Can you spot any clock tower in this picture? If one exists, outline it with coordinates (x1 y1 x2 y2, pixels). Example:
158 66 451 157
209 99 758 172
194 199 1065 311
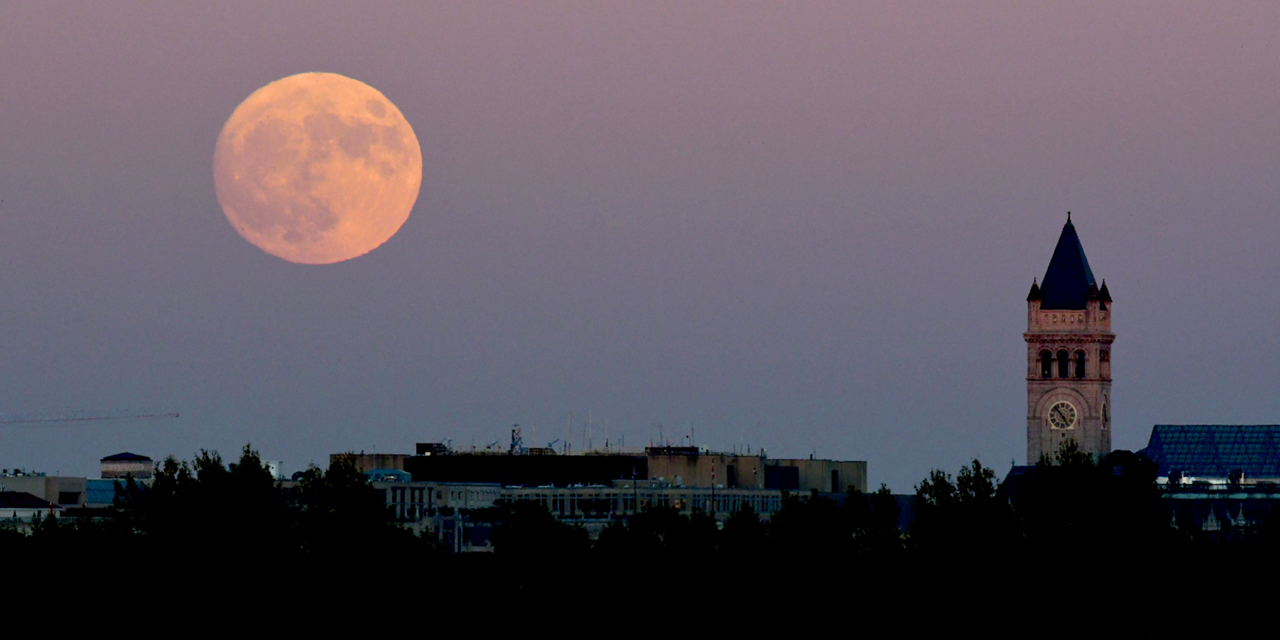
1025 214 1113 463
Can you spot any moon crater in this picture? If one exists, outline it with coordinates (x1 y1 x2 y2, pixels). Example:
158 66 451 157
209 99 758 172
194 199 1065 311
214 73 422 264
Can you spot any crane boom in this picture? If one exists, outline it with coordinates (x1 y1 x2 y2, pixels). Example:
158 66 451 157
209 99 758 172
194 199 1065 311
0 408 179 425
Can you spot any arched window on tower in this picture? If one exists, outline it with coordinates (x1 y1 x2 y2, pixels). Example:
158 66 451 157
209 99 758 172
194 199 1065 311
1056 350 1069 378
1040 351 1053 379
1074 351 1086 379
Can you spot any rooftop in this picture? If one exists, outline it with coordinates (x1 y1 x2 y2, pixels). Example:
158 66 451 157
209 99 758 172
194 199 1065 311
1038 214 1098 310
101 452 152 463
0 491 58 510
1140 425 1280 479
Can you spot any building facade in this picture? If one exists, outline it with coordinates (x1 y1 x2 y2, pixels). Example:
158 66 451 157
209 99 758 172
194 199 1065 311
343 446 867 495
365 476 789 552
1138 425 1280 539
343 443 867 552
0 473 89 508
100 452 154 480
1025 214 1114 462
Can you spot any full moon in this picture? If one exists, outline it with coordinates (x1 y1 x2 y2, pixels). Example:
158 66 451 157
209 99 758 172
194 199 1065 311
213 73 422 264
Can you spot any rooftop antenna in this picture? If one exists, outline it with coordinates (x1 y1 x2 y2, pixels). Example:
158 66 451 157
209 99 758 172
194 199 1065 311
510 424 523 455
567 411 573 455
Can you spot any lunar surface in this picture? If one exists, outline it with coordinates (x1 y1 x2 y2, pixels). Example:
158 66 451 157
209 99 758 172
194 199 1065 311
213 73 422 264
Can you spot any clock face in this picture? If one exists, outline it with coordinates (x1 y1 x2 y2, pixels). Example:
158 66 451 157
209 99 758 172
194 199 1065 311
1048 401 1077 429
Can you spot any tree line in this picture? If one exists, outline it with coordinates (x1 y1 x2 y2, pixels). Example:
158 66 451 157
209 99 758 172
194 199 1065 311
6 441 1280 578
486 441 1280 571
1 446 436 570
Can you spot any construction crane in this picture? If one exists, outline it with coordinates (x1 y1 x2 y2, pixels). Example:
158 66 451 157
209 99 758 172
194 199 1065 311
0 408 179 426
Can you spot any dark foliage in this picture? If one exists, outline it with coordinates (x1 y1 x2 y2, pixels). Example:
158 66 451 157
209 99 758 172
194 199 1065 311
12 440 1280 590
593 504 718 560
1 445 435 571
847 484 904 558
910 459 1018 563
719 502 768 557
1012 441 1172 560
769 491 853 558
487 500 590 559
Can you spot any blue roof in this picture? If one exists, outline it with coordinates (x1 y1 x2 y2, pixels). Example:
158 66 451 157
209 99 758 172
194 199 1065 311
87 478 118 505
1039 217 1097 310
1140 425 1280 478
365 468 411 482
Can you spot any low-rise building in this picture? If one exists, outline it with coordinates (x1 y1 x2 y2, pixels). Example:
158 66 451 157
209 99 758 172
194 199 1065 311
338 440 867 551
1140 424 1280 538
343 444 868 496
0 491 60 529
0 472 89 508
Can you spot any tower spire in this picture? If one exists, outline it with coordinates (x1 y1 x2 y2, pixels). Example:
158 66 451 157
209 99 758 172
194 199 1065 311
1039 217 1095 309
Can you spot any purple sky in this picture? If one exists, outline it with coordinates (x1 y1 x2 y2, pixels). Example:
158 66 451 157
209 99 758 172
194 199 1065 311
1 3 1278 491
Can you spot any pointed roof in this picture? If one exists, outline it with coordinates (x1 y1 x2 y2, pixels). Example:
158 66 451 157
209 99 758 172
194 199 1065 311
1039 214 1096 310
0 491 58 510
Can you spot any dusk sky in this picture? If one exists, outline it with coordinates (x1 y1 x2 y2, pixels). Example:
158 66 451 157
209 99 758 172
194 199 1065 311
2 3 1278 492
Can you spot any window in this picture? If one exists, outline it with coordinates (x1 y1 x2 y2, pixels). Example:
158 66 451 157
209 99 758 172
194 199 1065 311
1040 351 1053 378
1074 351 1086 379
1056 350 1069 378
